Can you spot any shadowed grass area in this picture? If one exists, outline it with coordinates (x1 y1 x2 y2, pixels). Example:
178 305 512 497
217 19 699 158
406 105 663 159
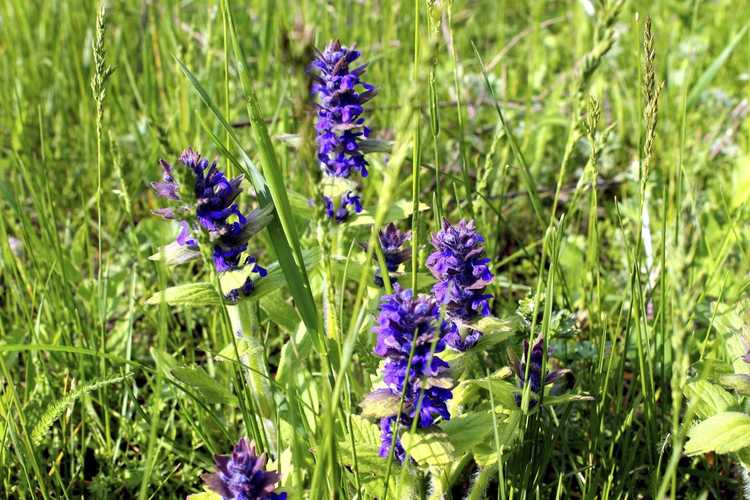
1 0 749 498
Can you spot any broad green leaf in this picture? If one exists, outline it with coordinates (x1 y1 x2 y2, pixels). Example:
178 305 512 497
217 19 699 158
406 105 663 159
401 430 456 467
684 380 736 419
472 410 521 467
360 389 402 418
719 374 750 396
148 241 200 266
685 412 750 456
146 283 219 306
439 410 494 455
336 416 416 499
216 337 264 363
466 316 515 352
259 292 300 333
171 366 236 405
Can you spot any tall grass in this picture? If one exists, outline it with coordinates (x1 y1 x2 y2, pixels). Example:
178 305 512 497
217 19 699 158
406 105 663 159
1 0 749 498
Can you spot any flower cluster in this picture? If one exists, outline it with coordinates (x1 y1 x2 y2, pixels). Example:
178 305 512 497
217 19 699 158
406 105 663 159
369 286 452 462
374 223 411 286
311 40 376 222
512 335 573 408
426 219 494 350
202 438 286 500
153 148 270 301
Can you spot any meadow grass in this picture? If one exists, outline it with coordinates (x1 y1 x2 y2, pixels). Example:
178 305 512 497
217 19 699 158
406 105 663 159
1 0 750 498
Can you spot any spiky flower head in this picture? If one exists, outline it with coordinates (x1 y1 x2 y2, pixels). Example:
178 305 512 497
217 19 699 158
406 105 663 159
367 286 452 462
512 335 573 408
311 40 376 222
152 148 272 301
426 219 494 350
202 438 286 500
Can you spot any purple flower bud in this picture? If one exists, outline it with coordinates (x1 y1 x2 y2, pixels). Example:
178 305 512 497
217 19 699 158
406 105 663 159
512 335 574 408
202 438 286 500
374 224 411 287
426 219 494 350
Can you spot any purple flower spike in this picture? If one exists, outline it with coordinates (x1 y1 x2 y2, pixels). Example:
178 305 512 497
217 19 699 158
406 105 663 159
426 219 494 351
202 438 287 500
367 285 452 462
312 40 376 222
153 148 273 297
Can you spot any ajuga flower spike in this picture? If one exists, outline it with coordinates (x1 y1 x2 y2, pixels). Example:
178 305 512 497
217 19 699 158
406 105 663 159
311 40 376 222
426 219 494 350
364 286 453 462
152 148 273 301
202 438 287 500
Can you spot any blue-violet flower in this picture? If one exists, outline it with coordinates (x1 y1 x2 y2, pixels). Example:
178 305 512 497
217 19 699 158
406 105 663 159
311 40 376 222
426 219 494 351
153 148 270 301
369 286 452 462
202 438 286 500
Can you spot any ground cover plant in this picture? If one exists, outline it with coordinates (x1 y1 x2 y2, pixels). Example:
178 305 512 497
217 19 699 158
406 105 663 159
1 0 750 498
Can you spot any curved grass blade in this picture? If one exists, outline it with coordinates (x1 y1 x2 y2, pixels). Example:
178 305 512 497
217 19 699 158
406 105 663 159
175 58 318 333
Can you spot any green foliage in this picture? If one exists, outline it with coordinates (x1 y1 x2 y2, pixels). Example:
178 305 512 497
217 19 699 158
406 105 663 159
2 0 750 497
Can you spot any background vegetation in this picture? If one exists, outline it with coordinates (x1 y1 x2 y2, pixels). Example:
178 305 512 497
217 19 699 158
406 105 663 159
1 0 749 498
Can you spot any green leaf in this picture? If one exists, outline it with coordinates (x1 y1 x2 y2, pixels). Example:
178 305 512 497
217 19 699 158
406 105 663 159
31 374 130 446
719 374 750 396
215 337 264 363
400 430 456 467
466 316 515 351
221 9 318 333
336 415 417 499
147 249 321 308
542 393 594 406
472 410 521 467
146 283 219 306
171 366 236 405
148 241 200 266
685 412 750 456
684 380 736 419
360 389 402 418
439 411 494 455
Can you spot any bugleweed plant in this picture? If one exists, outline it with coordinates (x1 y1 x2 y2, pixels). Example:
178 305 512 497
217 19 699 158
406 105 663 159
2 1 750 499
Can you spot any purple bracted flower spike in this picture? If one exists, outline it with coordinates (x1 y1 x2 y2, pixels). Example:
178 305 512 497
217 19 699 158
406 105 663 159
153 148 270 301
367 285 452 462
426 219 494 351
312 40 376 222
202 438 287 500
